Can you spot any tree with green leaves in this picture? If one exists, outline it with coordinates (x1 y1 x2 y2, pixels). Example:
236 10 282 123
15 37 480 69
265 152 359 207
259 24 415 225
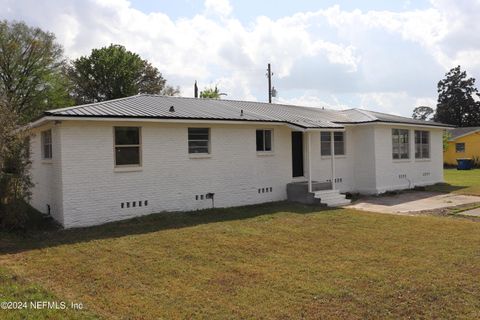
434 66 480 127
0 20 72 123
412 106 434 120
0 100 32 230
68 44 179 104
200 86 223 99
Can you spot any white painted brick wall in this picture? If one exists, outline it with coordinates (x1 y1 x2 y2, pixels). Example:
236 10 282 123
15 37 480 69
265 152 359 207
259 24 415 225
28 120 445 228
373 125 444 193
29 124 64 224
59 121 293 228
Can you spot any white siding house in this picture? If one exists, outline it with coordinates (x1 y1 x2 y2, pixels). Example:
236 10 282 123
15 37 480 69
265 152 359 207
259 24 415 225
27 95 450 228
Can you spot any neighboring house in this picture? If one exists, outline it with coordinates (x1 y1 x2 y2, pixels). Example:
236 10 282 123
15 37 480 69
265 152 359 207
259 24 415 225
27 95 450 228
444 127 480 165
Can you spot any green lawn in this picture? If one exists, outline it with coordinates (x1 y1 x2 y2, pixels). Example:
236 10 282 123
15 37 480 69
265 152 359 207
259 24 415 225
427 168 480 196
1 202 480 319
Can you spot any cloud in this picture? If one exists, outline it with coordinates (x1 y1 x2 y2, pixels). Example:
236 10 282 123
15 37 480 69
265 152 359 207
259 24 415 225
204 0 233 17
1 0 479 116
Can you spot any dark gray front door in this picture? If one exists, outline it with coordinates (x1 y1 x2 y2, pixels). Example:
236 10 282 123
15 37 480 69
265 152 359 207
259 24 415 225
291 132 304 177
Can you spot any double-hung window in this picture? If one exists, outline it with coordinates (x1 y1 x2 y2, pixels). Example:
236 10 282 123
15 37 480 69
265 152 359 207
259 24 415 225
256 129 272 152
114 127 141 166
392 129 409 159
188 128 210 154
320 132 345 156
41 129 52 159
415 130 430 159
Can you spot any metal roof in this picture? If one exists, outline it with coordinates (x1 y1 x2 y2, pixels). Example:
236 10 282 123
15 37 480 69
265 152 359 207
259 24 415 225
449 127 480 140
44 94 451 129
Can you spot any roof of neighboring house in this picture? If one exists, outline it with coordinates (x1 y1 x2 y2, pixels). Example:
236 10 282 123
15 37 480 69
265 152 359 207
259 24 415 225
42 94 452 129
449 127 480 140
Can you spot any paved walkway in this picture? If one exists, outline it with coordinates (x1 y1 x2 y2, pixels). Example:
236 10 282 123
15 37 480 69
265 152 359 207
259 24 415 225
347 191 480 214
459 207 480 217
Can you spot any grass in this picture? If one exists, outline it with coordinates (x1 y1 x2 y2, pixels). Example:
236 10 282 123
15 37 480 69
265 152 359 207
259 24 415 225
1 202 480 319
427 168 480 196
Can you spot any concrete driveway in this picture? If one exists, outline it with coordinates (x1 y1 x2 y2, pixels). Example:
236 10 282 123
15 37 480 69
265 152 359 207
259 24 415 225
347 191 480 214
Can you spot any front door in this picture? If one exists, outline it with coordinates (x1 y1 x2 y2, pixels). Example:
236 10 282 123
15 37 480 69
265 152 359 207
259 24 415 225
291 132 304 177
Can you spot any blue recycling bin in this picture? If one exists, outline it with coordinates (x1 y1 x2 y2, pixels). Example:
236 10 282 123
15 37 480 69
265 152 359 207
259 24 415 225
456 158 473 170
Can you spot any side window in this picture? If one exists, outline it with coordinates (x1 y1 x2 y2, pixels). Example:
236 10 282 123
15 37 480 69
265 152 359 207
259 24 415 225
392 129 409 159
188 128 210 154
41 129 52 159
256 129 272 152
114 127 141 166
415 130 430 159
455 143 465 153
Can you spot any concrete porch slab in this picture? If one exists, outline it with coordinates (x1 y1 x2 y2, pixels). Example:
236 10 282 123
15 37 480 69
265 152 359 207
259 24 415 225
347 191 480 214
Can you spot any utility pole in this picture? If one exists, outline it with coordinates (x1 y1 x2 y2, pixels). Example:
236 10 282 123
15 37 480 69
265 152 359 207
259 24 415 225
266 63 273 103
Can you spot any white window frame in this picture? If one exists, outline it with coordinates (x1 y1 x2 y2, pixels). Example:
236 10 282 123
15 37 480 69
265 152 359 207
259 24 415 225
41 129 52 160
415 130 430 159
114 127 142 167
320 132 345 156
256 129 273 152
392 129 410 160
188 128 210 154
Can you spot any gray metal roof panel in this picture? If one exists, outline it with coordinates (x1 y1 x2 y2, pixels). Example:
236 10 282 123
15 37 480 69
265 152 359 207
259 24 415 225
44 94 450 128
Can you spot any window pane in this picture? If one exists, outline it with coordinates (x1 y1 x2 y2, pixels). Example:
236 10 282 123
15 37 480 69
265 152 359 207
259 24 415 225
189 146 209 153
415 131 421 144
321 142 331 156
334 141 344 155
422 145 429 158
334 132 344 142
115 127 140 145
189 140 209 148
321 132 330 142
415 144 421 158
421 131 429 144
256 130 264 151
115 146 140 165
264 130 272 151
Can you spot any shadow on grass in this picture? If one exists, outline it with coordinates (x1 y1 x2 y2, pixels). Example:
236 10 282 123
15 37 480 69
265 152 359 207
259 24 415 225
425 183 470 194
0 201 335 255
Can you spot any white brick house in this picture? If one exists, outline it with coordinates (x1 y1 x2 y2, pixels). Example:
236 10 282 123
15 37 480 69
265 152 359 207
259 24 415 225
27 95 450 228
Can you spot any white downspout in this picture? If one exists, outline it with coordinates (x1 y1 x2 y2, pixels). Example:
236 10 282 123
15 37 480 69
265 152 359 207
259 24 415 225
307 131 312 193
330 132 336 190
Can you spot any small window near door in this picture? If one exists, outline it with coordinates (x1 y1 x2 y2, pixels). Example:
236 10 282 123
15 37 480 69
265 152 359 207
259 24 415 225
114 127 141 166
456 142 465 153
320 132 345 156
41 129 52 159
188 128 210 154
256 129 272 152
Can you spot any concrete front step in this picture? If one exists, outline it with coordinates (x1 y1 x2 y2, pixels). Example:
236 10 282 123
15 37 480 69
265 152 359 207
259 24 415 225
314 190 351 207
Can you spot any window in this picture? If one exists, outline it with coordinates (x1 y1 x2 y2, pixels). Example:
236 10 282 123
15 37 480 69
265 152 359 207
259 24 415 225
320 132 345 156
256 129 272 152
188 128 210 154
114 127 141 166
415 130 430 159
392 129 409 159
456 143 465 153
41 129 52 159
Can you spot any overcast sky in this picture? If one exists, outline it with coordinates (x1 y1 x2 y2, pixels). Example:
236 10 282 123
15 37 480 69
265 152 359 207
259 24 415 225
2 0 480 116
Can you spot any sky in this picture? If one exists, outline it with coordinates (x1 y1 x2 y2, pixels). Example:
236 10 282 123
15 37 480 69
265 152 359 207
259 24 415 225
2 0 480 116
